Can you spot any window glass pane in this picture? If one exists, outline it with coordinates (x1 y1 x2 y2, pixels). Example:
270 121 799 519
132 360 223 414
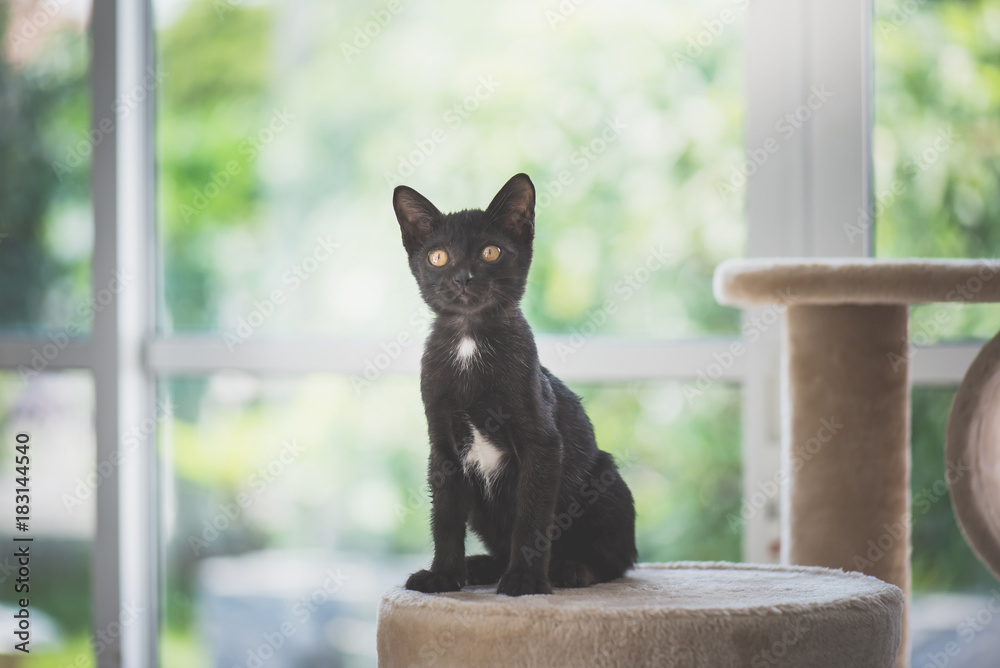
0 371 94 665
908 387 1000 664
874 0 1000 340
583 381 742 563
0 1 92 334
155 0 744 340
159 374 739 666
159 374 426 668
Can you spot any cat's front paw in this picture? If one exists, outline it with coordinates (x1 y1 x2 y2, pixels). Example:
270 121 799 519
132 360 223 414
496 567 552 596
405 569 463 593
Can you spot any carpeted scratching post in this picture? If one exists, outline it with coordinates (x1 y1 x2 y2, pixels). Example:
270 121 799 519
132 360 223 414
784 304 910 613
378 563 902 668
714 257 1000 668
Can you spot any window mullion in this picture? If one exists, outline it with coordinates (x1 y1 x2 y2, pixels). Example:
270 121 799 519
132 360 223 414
91 0 158 666
743 0 873 563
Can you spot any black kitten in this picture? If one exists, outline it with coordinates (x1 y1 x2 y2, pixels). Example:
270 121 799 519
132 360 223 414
394 173 636 596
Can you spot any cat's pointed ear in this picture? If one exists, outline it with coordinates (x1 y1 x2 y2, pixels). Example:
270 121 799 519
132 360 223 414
393 185 442 255
486 173 535 242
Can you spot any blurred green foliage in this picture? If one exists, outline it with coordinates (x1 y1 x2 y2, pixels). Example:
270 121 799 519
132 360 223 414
0 3 90 333
155 0 745 341
875 0 1000 339
875 0 1000 259
910 387 998 592
157 0 273 331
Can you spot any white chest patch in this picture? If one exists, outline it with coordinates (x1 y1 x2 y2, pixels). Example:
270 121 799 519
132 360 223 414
455 337 478 367
463 425 505 494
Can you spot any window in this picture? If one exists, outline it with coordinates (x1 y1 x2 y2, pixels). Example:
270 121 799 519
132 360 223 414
153 0 744 663
1 0 997 665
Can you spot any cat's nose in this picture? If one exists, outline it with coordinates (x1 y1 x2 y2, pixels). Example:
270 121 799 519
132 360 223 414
453 270 473 289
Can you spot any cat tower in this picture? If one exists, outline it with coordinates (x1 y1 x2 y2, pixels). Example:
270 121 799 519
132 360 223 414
376 258 1000 668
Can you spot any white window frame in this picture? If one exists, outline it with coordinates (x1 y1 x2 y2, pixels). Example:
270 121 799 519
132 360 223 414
0 0 986 665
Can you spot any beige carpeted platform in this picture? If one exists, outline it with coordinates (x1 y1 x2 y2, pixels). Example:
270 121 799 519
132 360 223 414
377 562 903 668
713 257 1000 305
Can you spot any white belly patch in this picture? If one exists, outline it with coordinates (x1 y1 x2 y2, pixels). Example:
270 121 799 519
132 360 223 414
463 424 505 494
455 336 478 367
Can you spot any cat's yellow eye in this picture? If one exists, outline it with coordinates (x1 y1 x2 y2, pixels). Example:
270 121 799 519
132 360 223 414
428 249 449 266
481 245 502 262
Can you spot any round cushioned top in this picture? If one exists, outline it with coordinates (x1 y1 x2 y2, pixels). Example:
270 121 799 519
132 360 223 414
947 328 1000 582
377 562 903 668
714 258 1000 307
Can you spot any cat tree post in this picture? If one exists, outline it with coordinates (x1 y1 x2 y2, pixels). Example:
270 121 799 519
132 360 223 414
714 258 1000 668
785 303 911 664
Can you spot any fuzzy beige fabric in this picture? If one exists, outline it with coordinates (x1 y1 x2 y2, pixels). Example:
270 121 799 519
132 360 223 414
785 305 912 668
377 562 903 668
947 328 1000 582
714 258 1000 306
